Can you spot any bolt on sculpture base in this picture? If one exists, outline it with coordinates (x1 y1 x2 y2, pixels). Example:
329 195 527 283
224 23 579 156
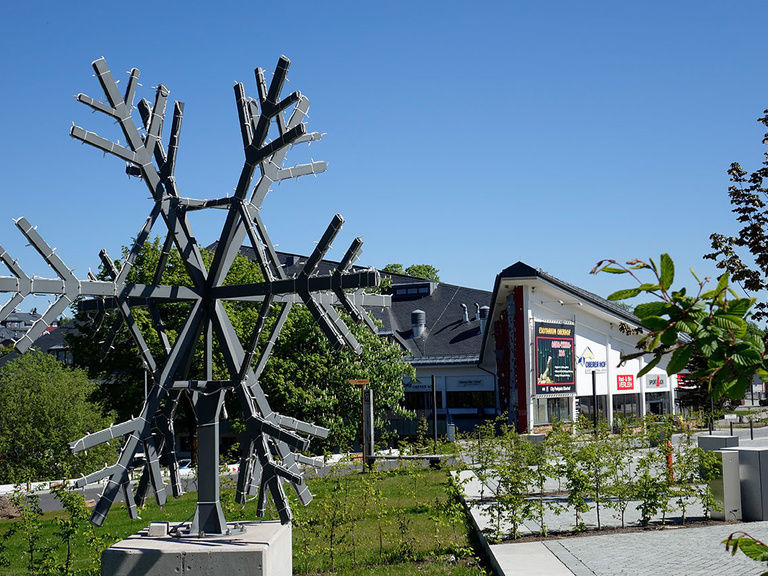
101 521 291 576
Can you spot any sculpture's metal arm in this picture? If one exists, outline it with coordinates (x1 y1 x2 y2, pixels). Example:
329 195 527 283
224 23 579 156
71 58 208 287
334 238 379 333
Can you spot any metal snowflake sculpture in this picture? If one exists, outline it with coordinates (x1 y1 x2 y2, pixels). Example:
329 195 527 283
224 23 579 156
0 56 387 536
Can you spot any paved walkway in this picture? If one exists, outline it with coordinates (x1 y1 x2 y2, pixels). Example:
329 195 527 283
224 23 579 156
537 521 768 576
454 427 768 575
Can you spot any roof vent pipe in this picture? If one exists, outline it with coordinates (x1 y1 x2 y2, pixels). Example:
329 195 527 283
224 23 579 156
460 303 469 323
479 306 490 334
474 302 480 321
412 309 426 339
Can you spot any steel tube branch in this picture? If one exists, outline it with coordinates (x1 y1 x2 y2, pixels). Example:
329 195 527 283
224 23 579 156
211 270 379 300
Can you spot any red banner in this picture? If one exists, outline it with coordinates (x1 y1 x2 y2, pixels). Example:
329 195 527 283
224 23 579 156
617 374 634 391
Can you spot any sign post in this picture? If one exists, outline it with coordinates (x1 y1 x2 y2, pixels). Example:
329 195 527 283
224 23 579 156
349 379 371 468
582 357 606 435
592 371 598 434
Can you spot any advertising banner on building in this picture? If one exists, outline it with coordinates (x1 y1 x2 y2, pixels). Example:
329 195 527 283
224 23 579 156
617 374 634 391
647 374 666 389
535 322 575 394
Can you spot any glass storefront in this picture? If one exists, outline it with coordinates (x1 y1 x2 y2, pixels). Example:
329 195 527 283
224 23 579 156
645 391 670 416
533 396 572 425
612 393 641 419
577 395 608 421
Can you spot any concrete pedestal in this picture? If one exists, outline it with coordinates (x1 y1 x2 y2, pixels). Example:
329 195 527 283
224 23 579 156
697 435 739 451
733 447 768 522
711 450 742 521
101 521 291 576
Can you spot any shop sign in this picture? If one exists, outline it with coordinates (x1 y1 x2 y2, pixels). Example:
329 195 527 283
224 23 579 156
617 374 634 391
647 374 666 389
535 321 575 395
445 376 493 391
676 373 697 390
404 379 432 391
577 346 606 373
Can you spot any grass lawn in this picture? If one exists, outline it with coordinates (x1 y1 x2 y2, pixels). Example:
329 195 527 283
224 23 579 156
0 465 487 576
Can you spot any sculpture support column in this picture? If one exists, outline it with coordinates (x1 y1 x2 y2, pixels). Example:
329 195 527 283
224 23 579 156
191 390 227 535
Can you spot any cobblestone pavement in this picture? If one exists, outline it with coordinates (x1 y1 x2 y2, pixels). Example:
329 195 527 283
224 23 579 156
544 521 768 576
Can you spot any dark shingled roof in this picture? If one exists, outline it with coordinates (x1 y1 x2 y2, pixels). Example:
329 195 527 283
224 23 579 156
370 281 491 365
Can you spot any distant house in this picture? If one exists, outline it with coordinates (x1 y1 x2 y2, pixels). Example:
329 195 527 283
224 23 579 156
0 317 73 368
0 311 43 341
262 252 687 434
370 277 494 433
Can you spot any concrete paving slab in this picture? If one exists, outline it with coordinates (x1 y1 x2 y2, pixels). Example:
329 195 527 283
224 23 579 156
490 542 572 576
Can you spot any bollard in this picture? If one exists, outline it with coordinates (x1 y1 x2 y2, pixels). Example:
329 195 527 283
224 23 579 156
751 420 755 441
731 421 734 436
666 441 674 483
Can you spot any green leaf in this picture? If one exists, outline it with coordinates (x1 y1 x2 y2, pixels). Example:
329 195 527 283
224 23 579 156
600 266 628 274
716 272 730 294
666 345 692 375
640 316 671 331
660 329 678 346
620 350 647 362
637 355 662 378
634 301 668 318
713 314 746 332
726 298 755 318
638 283 662 291
701 339 718 357
726 535 768 561
607 288 641 301
677 320 697 334
732 345 762 367
660 253 674 290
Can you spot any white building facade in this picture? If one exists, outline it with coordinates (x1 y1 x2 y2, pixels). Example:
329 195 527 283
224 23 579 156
479 262 678 432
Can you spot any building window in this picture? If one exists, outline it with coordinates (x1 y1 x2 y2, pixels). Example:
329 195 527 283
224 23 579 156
613 393 641 419
533 397 572 425
54 349 73 366
645 391 669 416
404 391 443 411
577 395 608 421
446 391 493 409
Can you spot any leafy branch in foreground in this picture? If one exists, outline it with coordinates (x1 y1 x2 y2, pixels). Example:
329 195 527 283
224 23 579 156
724 531 768 575
591 253 765 401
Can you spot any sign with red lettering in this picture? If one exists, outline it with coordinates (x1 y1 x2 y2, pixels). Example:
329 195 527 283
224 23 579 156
647 374 666 388
617 374 634 391
534 321 575 395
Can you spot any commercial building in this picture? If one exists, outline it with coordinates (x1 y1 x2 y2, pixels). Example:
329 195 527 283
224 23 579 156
478 262 679 433
240 249 681 433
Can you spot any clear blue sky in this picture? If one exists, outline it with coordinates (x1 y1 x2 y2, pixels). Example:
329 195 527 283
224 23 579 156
1 2 767 313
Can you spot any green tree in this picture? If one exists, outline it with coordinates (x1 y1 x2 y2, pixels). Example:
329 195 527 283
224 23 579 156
381 263 441 282
706 110 768 325
592 254 765 401
405 264 440 282
0 352 114 484
381 264 405 275
258 305 412 451
604 422 636 528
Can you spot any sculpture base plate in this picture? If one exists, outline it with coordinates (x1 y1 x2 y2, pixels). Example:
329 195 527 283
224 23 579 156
101 521 291 576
